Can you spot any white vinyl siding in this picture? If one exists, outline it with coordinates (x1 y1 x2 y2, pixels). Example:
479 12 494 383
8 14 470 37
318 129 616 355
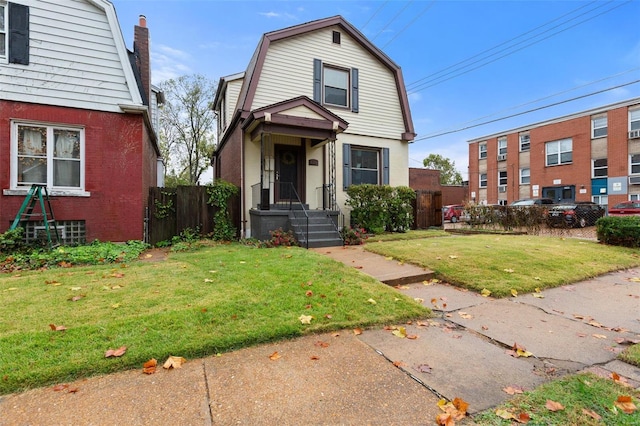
252 26 405 140
225 79 243 122
0 0 142 113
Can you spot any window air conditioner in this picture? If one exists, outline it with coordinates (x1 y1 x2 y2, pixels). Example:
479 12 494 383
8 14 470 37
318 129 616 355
498 185 507 193
497 154 507 161
629 176 640 185
629 130 640 139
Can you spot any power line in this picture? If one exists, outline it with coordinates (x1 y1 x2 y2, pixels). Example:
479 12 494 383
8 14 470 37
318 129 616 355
414 78 640 142
371 0 414 42
408 0 631 93
407 0 600 89
381 1 436 49
360 0 389 31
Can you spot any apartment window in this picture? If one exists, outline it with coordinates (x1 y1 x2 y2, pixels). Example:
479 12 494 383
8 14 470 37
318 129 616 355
591 116 607 138
631 194 640 201
519 133 530 152
0 3 6 58
479 173 487 188
498 171 507 186
342 144 388 189
546 138 572 166
631 154 640 175
592 158 608 177
592 195 608 206
313 59 359 112
630 109 640 131
498 137 507 156
498 199 508 206
479 143 487 159
520 168 530 185
13 122 83 190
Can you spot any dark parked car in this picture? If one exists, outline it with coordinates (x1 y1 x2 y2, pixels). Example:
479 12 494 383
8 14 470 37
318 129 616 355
443 204 465 223
608 201 640 217
546 202 605 228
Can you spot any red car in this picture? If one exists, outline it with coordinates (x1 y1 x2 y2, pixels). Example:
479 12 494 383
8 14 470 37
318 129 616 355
443 205 465 223
608 201 640 216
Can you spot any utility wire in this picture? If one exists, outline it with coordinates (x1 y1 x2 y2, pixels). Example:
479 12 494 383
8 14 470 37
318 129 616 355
371 0 414 41
407 0 600 89
381 0 436 49
360 0 389 31
414 78 640 142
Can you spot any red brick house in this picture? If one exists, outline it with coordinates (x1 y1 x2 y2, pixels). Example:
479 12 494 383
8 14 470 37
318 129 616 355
0 1 162 243
468 97 640 209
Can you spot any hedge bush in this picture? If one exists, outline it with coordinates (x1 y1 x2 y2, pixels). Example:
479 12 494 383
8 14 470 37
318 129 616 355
346 185 415 233
596 216 640 247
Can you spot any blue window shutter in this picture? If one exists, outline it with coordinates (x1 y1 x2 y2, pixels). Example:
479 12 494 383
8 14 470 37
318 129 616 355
8 3 29 65
351 68 359 113
343 143 351 190
382 148 389 185
313 59 322 103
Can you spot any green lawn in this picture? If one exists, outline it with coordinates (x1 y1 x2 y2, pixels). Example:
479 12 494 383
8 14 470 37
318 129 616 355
0 243 428 395
365 234 640 297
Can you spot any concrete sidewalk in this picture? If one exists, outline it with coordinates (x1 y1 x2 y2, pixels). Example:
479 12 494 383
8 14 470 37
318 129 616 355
2 245 640 425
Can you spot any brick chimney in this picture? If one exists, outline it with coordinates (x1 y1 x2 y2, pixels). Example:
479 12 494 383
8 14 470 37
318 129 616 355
133 15 150 105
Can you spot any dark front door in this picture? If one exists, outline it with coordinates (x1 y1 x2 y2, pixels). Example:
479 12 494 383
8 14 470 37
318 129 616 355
275 144 304 203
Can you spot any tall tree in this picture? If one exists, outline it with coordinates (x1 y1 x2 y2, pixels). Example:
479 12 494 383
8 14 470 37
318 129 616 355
158 74 216 186
423 153 463 185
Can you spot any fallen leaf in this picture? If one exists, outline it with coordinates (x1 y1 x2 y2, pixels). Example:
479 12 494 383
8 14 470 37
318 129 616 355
52 384 69 392
49 323 67 331
105 346 127 358
392 327 407 338
414 297 424 304
367 298 377 304
511 289 518 297
142 358 157 374
482 325 489 331
416 364 432 373
503 268 514 273
582 408 601 421
406 334 418 340
592 334 607 339
503 385 524 395
299 314 313 324
111 303 121 309
204 278 214 283
435 412 454 426
481 288 491 297
448 255 458 259
588 320 603 328
627 276 640 282
452 397 469 415
495 409 516 420
45 280 60 285
324 314 332 319
314 341 329 348
305 290 313 297
70 286 82 291
310 355 320 360
269 352 280 360
614 395 637 414
533 293 545 299
353 328 363 335
163 355 187 369
545 400 564 412
70 295 84 302
392 360 406 368
515 412 531 424
67 387 79 393
458 312 472 319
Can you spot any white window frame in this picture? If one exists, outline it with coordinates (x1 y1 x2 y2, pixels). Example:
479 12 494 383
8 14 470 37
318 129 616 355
498 170 507 186
545 138 572 166
11 120 86 193
323 65 349 108
630 193 640 201
592 195 608 206
520 168 530 185
479 173 487 188
498 137 507 156
592 158 608 178
0 2 6 61
479 142 487 159
591 116 607 138
630 108 640 132
630 154 640 175
519 133 530 152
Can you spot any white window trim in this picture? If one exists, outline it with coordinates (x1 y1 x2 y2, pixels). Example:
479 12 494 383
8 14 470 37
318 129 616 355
479 173 487 188
519 133 530 152
592 158 608 178
498 137 507 156
323 64 350 108
10 120 89 196
630 154 640 175
545 138 572 166
479 143 487 159
520 168 530 185
0 2 6 62
498 170 508 186
630 108 640 132
630 193 640 201
591 116 607 139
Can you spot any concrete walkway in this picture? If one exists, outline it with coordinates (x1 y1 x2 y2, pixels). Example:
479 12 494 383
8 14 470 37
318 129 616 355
1 244 640 425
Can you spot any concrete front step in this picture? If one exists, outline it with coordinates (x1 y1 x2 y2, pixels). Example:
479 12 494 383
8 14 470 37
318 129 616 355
289 212 342 248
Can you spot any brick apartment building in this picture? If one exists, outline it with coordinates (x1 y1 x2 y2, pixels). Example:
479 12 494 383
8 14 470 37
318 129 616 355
467 97 640 209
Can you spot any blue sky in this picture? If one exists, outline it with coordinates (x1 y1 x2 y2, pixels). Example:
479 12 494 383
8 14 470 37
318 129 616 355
112 0 640 181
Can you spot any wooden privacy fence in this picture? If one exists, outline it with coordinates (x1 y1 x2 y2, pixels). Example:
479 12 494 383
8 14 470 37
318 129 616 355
147 186 239 245
413 190 443 229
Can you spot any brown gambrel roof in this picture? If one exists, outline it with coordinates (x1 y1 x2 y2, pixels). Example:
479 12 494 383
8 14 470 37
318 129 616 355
235 15 415 140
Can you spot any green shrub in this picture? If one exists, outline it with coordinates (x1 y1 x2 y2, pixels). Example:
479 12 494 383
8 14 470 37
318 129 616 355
596 216 640 247
207 180 239 241
346 185 415 234
0 228 27 255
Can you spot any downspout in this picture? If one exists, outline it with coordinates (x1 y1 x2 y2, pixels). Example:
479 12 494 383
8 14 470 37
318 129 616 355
241 130 246 238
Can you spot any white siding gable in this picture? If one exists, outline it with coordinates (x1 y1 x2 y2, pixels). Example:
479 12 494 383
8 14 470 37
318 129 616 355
225 79 242 123
251 26 405 140
281 105 326 120
0 0 143 113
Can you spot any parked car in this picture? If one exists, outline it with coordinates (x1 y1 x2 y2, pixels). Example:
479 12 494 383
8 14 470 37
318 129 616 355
608 201 640 216
510 198 555 207
443 204 465 223
546 202 605 228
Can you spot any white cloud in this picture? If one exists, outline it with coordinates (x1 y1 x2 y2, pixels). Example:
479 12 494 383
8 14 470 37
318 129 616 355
259 10 297 20
408 92 422 103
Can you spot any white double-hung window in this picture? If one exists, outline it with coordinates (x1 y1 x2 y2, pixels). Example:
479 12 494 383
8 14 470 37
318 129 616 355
323 66 349 107
13 122 84 191
546 138 572 166
0 3 6 59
